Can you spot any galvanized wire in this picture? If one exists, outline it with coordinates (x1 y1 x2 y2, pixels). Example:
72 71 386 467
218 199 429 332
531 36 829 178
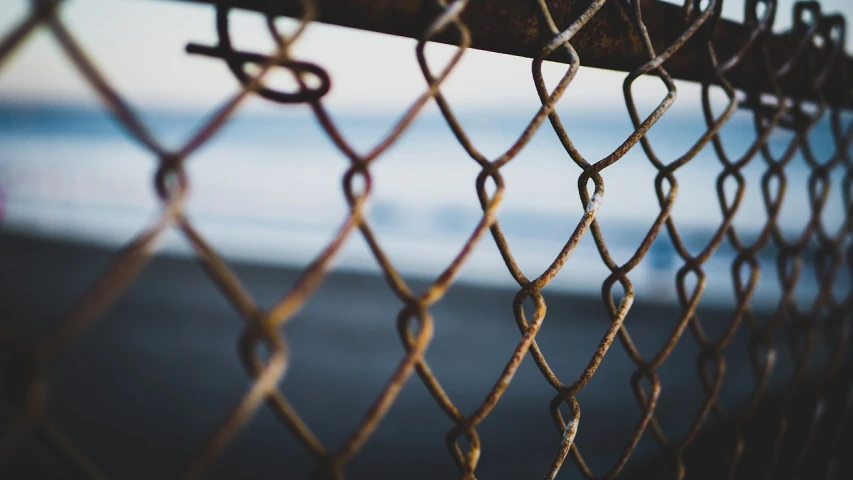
1 0 852 478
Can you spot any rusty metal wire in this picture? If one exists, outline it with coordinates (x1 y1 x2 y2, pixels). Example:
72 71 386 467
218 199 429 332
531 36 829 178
1 0 852 478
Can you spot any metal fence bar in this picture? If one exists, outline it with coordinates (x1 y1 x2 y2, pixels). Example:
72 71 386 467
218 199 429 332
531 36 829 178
173 0 853 107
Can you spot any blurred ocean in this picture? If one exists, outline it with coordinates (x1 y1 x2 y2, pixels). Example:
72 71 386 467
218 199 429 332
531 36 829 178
0 102 845 305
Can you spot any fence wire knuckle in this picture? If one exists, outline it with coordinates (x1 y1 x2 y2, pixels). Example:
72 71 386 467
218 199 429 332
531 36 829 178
2 0 853 478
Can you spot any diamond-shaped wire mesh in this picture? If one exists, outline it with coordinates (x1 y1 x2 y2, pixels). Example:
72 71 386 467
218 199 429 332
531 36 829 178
1 0 852 478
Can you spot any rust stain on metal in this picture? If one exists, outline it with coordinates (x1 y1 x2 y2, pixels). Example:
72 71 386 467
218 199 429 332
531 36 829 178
175 0 853 106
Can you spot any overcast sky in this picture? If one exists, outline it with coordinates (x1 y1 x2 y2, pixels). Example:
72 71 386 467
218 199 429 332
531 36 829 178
0 0 851 113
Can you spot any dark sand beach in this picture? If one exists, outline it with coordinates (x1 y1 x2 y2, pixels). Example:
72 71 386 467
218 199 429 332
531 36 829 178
0 231 786 479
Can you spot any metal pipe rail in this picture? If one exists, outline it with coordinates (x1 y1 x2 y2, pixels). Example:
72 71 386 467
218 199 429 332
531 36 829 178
171 0 853 107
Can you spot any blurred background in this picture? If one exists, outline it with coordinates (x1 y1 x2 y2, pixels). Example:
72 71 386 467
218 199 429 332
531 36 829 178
1 0 852 478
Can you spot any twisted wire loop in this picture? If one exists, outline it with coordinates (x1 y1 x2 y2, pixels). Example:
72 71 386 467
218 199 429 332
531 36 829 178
1 0 853 478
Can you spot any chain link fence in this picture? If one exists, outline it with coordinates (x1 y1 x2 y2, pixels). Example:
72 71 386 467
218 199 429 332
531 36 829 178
1 0 852 478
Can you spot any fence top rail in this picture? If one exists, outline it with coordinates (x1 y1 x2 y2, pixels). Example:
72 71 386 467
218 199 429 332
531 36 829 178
168 0 853 108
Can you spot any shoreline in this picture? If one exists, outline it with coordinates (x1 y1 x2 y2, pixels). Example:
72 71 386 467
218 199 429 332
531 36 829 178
0 230 784 479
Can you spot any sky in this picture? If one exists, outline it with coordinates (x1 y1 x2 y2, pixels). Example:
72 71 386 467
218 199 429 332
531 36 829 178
0 0 851 113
